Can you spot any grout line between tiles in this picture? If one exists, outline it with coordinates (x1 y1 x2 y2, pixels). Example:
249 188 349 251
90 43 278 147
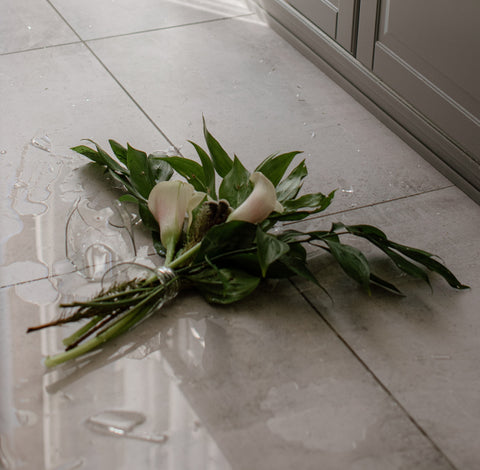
0 274 75 291
41 2 252 154
42 0 174 149
291 280 460 470
84 13 256 44
0 41 82 57
0 13 253 57
290 184 455 225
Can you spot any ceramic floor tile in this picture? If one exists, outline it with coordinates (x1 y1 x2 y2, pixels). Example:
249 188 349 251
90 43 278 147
292 186 480 469
88 16 451 214
50 0 252 40
0 0 78 54
0 44 171 285
2 275 455 470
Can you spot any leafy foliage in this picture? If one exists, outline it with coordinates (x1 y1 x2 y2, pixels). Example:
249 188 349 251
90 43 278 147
34 118 467 367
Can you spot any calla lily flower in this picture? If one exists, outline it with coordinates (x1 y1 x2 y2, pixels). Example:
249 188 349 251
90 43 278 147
148 180 205 264
228 172 283 224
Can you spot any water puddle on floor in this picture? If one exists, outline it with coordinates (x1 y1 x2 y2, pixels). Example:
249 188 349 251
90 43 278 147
30 132 52 153
65 199 136 281
1 134 154 286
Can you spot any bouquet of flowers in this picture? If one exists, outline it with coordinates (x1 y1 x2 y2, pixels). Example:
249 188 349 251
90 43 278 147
28 119 468 367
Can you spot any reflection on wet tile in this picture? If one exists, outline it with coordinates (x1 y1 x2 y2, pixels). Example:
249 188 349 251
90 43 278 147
2 278 233 469
0 44 170 285
50 0 252 40
1 275 455 469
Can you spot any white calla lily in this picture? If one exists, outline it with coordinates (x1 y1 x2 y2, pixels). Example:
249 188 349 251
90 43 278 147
148 180 204 264
228 172 283 224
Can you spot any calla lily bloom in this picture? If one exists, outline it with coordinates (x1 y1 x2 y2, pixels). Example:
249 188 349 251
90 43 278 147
148 180 205 264
228 172 283 224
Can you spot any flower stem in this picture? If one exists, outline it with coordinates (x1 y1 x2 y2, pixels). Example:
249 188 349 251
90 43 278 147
168 242 201 269
62 316 102 347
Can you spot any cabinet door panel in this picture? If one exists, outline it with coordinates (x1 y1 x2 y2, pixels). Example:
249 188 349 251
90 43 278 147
374 0 480 161
336 0 357 53
286 0 338 38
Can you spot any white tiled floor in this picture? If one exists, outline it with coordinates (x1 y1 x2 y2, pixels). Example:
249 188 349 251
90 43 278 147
1 1 479 469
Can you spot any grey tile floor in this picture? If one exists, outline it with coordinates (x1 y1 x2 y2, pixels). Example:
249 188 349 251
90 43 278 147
1 1 479 469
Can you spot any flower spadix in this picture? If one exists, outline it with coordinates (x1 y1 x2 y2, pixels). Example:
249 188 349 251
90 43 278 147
148 180 204 264
228 172 283 224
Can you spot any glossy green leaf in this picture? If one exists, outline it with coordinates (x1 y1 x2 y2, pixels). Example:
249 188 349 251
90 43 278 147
255 151 301 187
380 245 431 286
324 239 371 293
276 243 321 286
369 273 404 296
219 156 251 208
126 144 151 198
109 140 128 165
195 221 257 261
189 140 216 198
146 155 173 184
388 241 469 289
152 231 166 256
275 159 308 202
159 156 207 193
256 227 290 277
342 224 387 240
138 202 159 232
188 266 260 304
106 169 143 203
203 117 233 178
271 190 335 222
118 194 139 204
84 139 125 173
344 224 468 289
71 145 104 165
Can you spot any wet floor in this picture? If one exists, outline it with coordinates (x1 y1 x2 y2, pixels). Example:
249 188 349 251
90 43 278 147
1 1 480 469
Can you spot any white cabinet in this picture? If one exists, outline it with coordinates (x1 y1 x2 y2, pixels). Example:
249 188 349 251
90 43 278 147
255 0 480 201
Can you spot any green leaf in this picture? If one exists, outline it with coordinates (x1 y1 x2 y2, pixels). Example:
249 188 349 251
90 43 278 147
138 203 159 232
388 241 469 289
276 243 322 286
189 140 216 198
203 117 233 178
379 245 432 286
344 224 468 289
195 221 257 261
219 156 251 208
271 190 335 222
126 144 151 198
118 194 139 204
369 273 404 296
283 192 333 211
107 169 145 202
147 155 173 184
256 227 290 277
71 145 104 165
275 159 308 202
84 139 125 173
152 231 165 256
342 224 387 240
109 140 128 165
324 239 371 293
188 265 260 304
159 156 207 193
255 151 302 187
